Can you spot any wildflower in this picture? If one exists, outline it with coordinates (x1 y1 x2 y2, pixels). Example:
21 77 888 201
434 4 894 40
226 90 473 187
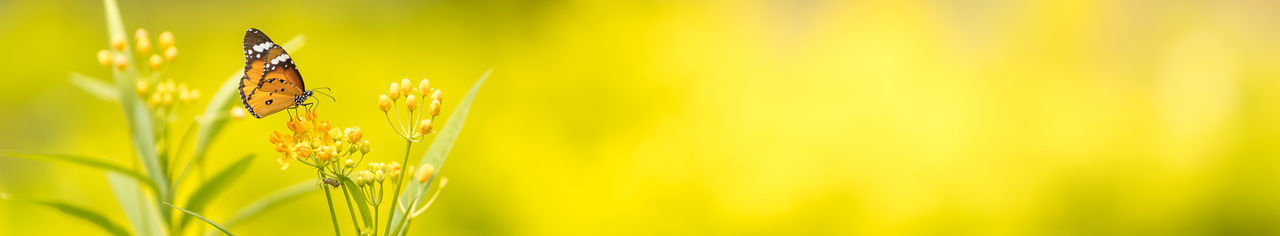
97 50 111 66
428 100 441 116
430 89 443 103
135 36 151 55
359 140 371 154
135 80 150 96
149 54 163 69
418 119 432 134
345 126 363 143
164 47 178 62
415 164 435 183
359 170 375 185
316 145 333 161
375 170 385 182
387 83 401 100
113 53 128 70
345 158 355 168
418 79 431 95
388 162 402 179
111 35 126 51
378 94 392 112
158 31 175 49
405 95 418 111
230 107 246 119
399 78 412 95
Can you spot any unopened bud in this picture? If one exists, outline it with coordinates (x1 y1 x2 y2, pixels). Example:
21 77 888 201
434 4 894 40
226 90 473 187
405 94 418 111
417 79 431 95
415 164 435 183
158 31 175 49
97 50 112 66
378 94 392 112
399 78 412 94
387 83 400 100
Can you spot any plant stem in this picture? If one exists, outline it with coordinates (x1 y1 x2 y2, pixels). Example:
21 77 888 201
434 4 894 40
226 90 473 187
322 186 342 236
382 139 412 235
340 185 363 235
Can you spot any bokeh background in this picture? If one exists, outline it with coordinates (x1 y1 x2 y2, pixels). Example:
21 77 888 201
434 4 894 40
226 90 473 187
4 0 1280 235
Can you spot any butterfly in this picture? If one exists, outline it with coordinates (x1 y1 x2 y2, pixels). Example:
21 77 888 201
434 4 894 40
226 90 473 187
239 28 315 119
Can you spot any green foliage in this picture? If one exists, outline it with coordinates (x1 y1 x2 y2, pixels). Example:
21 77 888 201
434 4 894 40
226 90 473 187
2 194 131 236
166 202 236 236
178 154 254 230
204 181 315 236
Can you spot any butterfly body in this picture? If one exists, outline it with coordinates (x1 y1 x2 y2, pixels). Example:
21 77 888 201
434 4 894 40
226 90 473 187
240 28 311 118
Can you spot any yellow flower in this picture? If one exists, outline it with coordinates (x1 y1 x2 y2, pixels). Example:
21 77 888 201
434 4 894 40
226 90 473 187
359 170 375 185
378 94 392 112
428 100 442 116
97 50 112 66
345 158 355 168
345 126 363 143
113 53 128 70
415 164 435 183
135 28 150 54
417 79 431 95
230 107 247 119
359 140 371 154
149 54 163 70
158 31 175 49
387 83 400 100
164 47 178 62
111 35 126 51
418 119 432 134
135 80 150 96
430 89 443 103
399 78 412 95
405 94 418 111
388 162 402 179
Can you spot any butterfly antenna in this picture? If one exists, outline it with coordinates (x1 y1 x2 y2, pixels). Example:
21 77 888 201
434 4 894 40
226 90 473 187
312 87 332 91
314 90 337 102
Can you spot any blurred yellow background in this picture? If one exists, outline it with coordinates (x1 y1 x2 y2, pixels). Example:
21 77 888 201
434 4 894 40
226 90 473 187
4 0 1280 235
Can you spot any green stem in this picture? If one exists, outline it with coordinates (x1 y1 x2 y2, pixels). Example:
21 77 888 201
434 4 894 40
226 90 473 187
340 185 363 235
383 139 412 235
322 186 342 236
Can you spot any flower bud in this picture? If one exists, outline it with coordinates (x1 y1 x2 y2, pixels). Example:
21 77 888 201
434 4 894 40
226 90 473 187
354 176 367 186
359 140 371 154
418 79 431 95
316 146 333 161
378 94 392 112
405 94 418 111
136 37 151 55
418 119 433 134
415 164 435 183
359 170 375 185
97 50 112 66
387 83 400 100
428 100 442 116
430 89 443 103
164 47 178 62
158 31 175 49
134 28 149 42
344 158 355 168
111 35 126 51
388 162 402 179
149 54 163 70
135 80 150 96
113 53 128 70
399 78 412 94
375 170 385 182
230 107 246 119
345 126 363 143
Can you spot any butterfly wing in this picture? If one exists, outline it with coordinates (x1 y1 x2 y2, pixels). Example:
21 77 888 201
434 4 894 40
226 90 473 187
239 28 308 118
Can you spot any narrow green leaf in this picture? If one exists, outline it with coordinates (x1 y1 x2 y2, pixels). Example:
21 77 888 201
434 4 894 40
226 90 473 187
107 172 166 236
69 72 119 102
165 202 235 236
180 35 306 187
103 0 171 204
388 69 490 235
0 151 158 193
179 154 254 230
203 180 315 236
339 175 375 227
3 194 131 236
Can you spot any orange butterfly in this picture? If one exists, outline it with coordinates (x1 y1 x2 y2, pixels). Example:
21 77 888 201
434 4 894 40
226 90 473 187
239 28 317 118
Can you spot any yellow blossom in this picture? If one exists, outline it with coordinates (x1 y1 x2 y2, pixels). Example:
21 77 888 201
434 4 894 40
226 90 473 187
405 94 418 111
158 31 174 49
418 119 432 134
428 100 441 116
415 164 435 183
399 78 412 95
97 50 112 66
417 79 431 95
345 126 363 143
388 83 401 100
113 53 128 70
164 47 178 62
111 35 126 51
430 89 443 103
149 54 163 70
359 140 371 154
378 94 392 112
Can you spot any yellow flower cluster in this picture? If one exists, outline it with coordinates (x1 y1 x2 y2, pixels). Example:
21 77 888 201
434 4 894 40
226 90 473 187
379 78 445 140
268 111 371 170
96 28 177 71
139 79 200 108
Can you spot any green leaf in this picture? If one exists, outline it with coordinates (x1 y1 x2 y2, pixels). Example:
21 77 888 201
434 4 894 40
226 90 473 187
179 154 254 230
203 180 315 236
69 72 119 103
0 151 158 193
102 0 171 205
339 175 376 228
2 194 131 236
180 35 306 187
387 69 490 236
165 202 235 236
107 172 166 236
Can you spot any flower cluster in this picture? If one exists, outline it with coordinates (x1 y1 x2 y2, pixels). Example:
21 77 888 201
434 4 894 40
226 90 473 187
96 28 177 71
379 78 444 140
268 111 371 170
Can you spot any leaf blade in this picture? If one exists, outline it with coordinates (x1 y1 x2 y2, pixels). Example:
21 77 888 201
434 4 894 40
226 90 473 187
202 180 315 236
1 151 158 192
178 154 254 230
339 175 376 228
165 202 235 236
69 72 120 102
3 194 131 236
